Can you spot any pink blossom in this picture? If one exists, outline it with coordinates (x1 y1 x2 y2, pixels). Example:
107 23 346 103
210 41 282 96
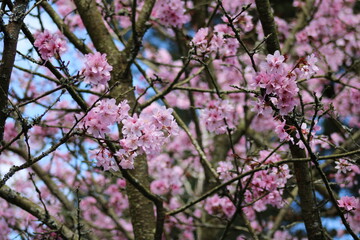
221 11 254 32
150 179 169 195
253 51 299 115
34 30 67 60
266 50 285 74
89 148 118 171
204 195 223 216
3 121 18 142
205 195 236 218
299 54 319 79
295 122 321 149
217 161 234 181
334 165 360 188
251 98 273 117
201 99 237 134
151 105 175 130
335 159 353 174
207 24 239 62
192 27 210 53
117 179 127 189
221 198 236 217
79 99 129 137
80 110 111 137
152 0 189 28
114 149 137 170
338 196 358 211
117 104 179 168
82 52 113 86
274 120 293 142
122 114 143 139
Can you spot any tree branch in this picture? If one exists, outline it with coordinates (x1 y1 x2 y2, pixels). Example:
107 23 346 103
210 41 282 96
0 185 79 240
0 0 29 144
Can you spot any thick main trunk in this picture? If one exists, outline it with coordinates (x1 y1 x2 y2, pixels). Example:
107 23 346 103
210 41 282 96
73 0 156 238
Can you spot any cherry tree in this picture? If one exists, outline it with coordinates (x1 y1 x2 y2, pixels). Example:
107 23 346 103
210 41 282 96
0 0 359 239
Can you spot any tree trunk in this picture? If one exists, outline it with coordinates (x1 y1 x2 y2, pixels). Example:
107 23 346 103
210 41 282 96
73 1 156 238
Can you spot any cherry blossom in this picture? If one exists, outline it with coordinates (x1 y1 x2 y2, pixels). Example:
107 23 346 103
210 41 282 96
205 194 236 218
152 0 190 28
1 0 360 239
82 52 113 86
191 27 210 54
89 148 119 171
335 158 353 174
34 30 67 60
217 161 234 181
201 99 237 134
338 196 358 212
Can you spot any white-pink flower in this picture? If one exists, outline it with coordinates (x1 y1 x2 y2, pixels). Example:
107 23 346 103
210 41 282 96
266 50 285 74
338 196 358 211
89 148 118 171
192 27 210 53
274 120 293 142
82 52 113 86
34 30 67 60
299 53 319 79
201 99 237 134
114 149 137 170
217 161 234 181
335 158 353 174
152 0 189 28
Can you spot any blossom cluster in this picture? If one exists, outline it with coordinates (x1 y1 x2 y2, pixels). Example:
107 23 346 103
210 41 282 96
116 105 179 169
34 30 67 60
191 24 239 62
242 151 292 212
334 158 360 188
252 50 298 115
152 0 189 28
340 196 360 233
104 180 129 216
54 0 83 30
221 11 254 32
274 120 321 149
337 196 358 212
253 51 318 116
205 194 236 218
80 99 129 137
207 151 292 219
82 52 113 86
80 100 179 170
200 99 237 134
150 165 184 195
3 0 360 238
216 161 234 181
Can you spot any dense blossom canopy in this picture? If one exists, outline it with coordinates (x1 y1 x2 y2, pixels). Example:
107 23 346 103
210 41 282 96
0 0 359 239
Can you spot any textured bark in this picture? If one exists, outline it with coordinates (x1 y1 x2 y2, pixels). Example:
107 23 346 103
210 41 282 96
290 143 326 240
126 155 156 240
254 0 281 54
255 1 326 239
0 0 29 143
73 0 156 239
